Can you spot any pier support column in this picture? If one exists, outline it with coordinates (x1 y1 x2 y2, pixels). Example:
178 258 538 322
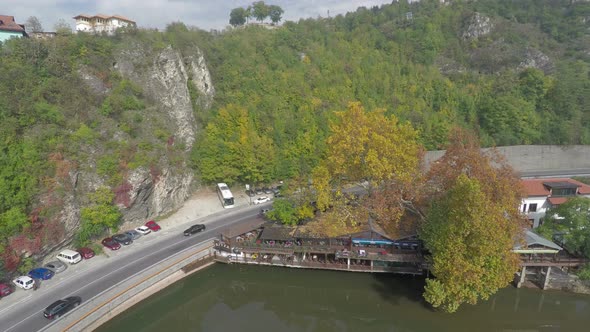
542 266 552 290
517 266 526 288
370 260 373 271
347 258 350 269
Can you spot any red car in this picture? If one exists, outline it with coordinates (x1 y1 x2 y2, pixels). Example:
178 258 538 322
0 283 13 298
77 247 95 259
102 237 121 250
145 220 161 232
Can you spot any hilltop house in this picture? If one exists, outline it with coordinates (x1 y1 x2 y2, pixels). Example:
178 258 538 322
520 178 590 228
0 15 27 42
73 14 136 35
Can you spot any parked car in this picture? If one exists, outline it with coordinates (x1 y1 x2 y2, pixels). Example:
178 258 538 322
43 296 82 319
245 189 255 197
0 283 14 298
13 276 34 290
263 187 273 194
183 224 206 236
56 249 82 264
113 233 133 245
28 267 54 281
102 237 121 250
44 261 67 274
135 225 152 235
254 196 271 205
77 247 95 260
145 220 161 232
125 229 142 240
255 188 264 195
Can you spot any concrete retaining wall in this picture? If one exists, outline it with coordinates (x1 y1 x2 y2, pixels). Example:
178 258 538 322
424 145 590 173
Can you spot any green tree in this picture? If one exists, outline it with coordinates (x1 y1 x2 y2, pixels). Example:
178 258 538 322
266 199 299 226
230 7 249 27
420 174 521 313
251 1 270 22
76 187 122 246
268 5 284 24
536 197 590 258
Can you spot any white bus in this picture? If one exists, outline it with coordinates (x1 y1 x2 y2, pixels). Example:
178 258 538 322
216 183 235 208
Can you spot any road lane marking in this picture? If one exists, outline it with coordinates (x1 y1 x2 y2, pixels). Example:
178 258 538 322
4 209 260 332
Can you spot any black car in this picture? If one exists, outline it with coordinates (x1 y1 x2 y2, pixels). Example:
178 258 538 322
184 224 206 236
112 233 133 245
44 296 82 319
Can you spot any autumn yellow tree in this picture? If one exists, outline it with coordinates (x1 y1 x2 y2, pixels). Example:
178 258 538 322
310 101 422 234
324 102 421 187
420 129 524 313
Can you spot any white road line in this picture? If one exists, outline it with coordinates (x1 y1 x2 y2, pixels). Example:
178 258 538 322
4 209 258 332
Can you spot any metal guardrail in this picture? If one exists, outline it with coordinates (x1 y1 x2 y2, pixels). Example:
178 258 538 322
56 241 215 332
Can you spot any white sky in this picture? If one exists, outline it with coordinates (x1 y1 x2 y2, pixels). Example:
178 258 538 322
5 0 394 32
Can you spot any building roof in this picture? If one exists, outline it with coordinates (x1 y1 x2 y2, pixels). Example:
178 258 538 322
521 178 590 197
73 14 135 24
0 15 25 33
514 229 562 251
548 197 568 205
259 223 296 241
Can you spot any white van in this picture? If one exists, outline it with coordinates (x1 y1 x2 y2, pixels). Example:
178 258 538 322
56 249 82 264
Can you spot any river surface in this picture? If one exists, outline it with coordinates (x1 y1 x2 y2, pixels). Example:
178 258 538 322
98 264 590 332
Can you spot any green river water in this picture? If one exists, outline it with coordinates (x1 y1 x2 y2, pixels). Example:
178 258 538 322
97 264 590 332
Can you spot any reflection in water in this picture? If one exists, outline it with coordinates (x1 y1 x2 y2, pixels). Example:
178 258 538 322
98 264 590 332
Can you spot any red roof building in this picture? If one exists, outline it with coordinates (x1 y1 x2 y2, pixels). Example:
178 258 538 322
520 178 590 228
0 15 27 42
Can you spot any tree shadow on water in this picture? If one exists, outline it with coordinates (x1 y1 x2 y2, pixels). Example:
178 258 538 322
371 273 433 310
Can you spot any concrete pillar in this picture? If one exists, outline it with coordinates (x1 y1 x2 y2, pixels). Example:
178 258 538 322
543 266 552 290
370 260 373 271
517 266 526 288
347 258 350 269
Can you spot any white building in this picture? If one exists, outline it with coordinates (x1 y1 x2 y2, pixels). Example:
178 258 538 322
520 178 590 228
73 14 136 35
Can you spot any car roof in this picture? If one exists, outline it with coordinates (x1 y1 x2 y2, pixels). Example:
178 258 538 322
15 276 33 282
46 299 67 310
60 249 80 256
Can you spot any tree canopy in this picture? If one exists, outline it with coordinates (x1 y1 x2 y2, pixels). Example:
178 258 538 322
537 197 590 258
419 130 525 313
420 174 521 313
230 7 249 27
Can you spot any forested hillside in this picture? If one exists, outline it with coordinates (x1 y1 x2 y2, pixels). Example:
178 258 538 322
191 0 590 185
1 0 589 274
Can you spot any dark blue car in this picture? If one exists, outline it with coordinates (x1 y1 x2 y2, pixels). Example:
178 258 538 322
28 267 55 280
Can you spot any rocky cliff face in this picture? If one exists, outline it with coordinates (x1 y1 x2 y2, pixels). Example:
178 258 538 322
462 12 493 41
58 42 215 243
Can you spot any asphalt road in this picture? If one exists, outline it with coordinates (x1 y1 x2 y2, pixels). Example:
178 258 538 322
0 204 267 332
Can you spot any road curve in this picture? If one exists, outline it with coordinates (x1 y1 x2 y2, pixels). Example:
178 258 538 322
0 204 267 332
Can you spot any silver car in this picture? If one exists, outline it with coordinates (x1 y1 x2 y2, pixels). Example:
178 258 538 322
125 229 142 240
44 261 67 274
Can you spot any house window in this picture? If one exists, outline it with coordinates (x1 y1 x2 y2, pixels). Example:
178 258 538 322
552 188 577 196
528 204 537 212
522 204 527 213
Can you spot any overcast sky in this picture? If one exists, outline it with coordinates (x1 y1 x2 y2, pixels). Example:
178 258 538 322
5 0 394 32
